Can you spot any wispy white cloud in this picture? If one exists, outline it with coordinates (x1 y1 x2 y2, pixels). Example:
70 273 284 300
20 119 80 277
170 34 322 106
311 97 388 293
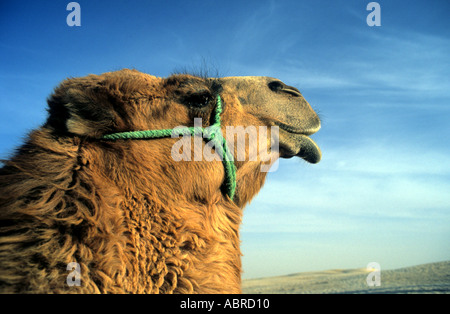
242 140 450 235
262 25 450 97
320 139 450 176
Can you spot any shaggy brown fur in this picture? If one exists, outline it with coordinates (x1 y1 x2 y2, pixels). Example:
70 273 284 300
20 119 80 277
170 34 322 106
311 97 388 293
0 69 321 293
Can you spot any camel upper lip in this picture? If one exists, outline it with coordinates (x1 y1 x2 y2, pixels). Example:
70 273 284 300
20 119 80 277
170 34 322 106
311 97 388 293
277 125 322 164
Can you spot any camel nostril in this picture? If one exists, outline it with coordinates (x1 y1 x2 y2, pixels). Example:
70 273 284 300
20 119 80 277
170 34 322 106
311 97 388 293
268 81 302 97
282 87 302 97
268 81 284 92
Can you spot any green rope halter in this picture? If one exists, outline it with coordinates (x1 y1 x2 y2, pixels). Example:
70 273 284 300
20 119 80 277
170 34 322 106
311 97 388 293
102 95 237 200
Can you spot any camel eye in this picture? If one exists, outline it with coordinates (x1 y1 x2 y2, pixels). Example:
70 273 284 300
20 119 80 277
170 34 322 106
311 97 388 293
183 91 212 108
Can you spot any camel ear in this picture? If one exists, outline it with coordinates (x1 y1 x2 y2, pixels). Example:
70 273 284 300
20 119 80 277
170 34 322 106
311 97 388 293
46 78 117 138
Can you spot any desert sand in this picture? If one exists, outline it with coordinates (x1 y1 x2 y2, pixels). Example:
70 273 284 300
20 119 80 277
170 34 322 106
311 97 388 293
242 261 450 294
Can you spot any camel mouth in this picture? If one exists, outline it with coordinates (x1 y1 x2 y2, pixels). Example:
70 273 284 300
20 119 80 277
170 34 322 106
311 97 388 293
278 128 322 164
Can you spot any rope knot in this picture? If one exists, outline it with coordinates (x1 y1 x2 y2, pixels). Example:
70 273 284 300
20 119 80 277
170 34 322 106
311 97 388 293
203 124 221 142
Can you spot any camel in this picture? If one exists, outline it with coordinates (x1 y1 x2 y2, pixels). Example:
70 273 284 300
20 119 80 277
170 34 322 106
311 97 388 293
0 69 321 293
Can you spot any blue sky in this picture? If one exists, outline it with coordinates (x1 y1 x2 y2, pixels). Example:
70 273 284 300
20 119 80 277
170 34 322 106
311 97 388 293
1 0 449 279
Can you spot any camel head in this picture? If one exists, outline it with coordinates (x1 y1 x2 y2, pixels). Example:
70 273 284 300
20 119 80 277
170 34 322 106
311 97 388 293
219 76 321 164
46 69 321 206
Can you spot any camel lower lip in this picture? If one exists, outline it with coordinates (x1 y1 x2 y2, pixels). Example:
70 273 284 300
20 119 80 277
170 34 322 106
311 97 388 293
278 129 321 163
295 135 321 163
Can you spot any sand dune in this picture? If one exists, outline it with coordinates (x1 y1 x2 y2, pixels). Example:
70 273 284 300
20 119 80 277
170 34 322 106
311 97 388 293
242 261 450 294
